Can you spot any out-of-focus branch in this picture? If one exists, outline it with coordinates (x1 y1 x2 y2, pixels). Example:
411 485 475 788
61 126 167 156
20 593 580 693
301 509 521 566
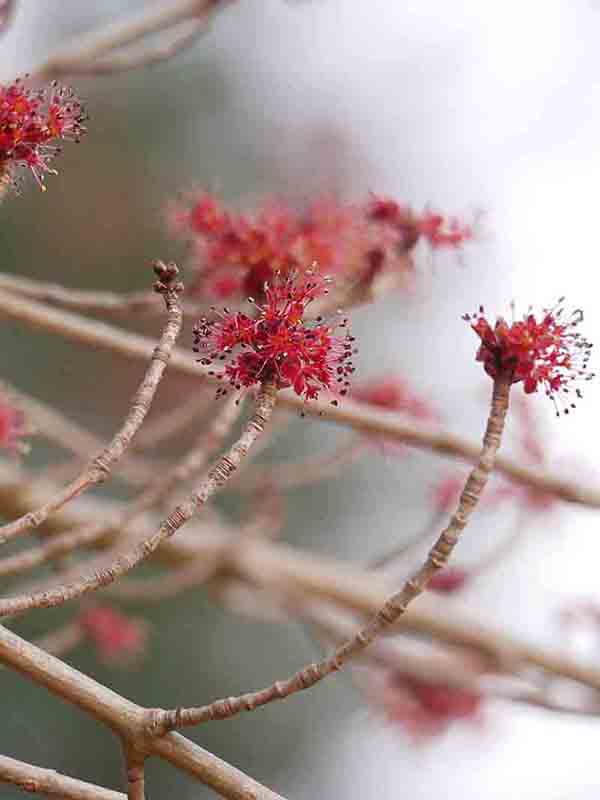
3 382 162 486
4 461 600 695
0 395 240 581
0 753 125 800
0 264 183 545
32 0 227 81
0 273 205 319
1 286 596 508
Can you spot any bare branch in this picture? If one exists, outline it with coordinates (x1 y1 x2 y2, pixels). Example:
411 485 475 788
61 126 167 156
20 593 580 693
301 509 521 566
73 18 209 77
0 263 183 545
33 0 225 81
0 624 286 800
123 746 145 800
0 384 276 617
0 395 240 581
0 753 124 800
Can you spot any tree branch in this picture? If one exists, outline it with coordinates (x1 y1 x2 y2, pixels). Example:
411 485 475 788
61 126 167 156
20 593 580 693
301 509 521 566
1 286 598 507
0 624 286 800
0 754 124 800
0 263 183 545
150 375 511 730
33 0 225 80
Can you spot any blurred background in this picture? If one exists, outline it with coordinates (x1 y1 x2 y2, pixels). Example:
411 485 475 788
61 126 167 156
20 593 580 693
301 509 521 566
2 1 600 797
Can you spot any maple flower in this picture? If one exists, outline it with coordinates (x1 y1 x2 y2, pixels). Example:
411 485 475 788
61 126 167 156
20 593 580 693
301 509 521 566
464 299 594 414
0 395 26 452
376 670 483 740
193 271 356 402
79 606 147 666
0 78 86 190
366 195 473 250
171 191 473 301
352 374 437 422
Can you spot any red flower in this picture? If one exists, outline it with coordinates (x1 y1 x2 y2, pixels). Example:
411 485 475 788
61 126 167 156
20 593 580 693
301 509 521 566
367 195 473 250
464 300 594 414
79 606 147 665
193 271 356 402
0 78 86 190
172 192 473 300
379 671 483 740
0 395 26 452
352 375 437 422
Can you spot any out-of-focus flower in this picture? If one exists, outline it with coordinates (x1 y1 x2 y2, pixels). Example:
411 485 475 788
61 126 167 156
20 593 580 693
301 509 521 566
0 393 26 453
171 191 472 300
193 270 356 402
464 300 594 414
367 196 473 250
352 374 437 423
79 606 148 666
0 78 86 190
373 669 483 740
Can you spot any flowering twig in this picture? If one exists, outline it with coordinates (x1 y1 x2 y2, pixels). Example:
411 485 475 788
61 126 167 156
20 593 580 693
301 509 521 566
148 374 511 731
33 0 226 81
0 262 183 545
2 287 598 507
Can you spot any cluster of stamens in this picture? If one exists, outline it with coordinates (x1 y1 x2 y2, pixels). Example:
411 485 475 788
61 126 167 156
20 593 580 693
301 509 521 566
464 298 594 415
0 77 86 190
193 270 356 403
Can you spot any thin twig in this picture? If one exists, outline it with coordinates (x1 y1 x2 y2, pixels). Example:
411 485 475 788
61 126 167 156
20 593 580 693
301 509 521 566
2 382 162 486
5 463 600 695
33 0 224 80
1 286 596 508
234 437 365 492
0 273 205 318
0 754 125 800
0 264 183 545
123 746 145 800
0 384 276 617
0 395 240 581
150 375 512 730
75 18 209 76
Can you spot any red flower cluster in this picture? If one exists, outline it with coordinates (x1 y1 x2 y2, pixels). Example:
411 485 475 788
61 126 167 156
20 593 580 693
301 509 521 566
193 271 355 402
464 300 594 414
366 195 473 250
171 191 472 300
0 394 26 452
79 606 147 665
0 78 86 189
379 671 483 740
352 374 437 422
